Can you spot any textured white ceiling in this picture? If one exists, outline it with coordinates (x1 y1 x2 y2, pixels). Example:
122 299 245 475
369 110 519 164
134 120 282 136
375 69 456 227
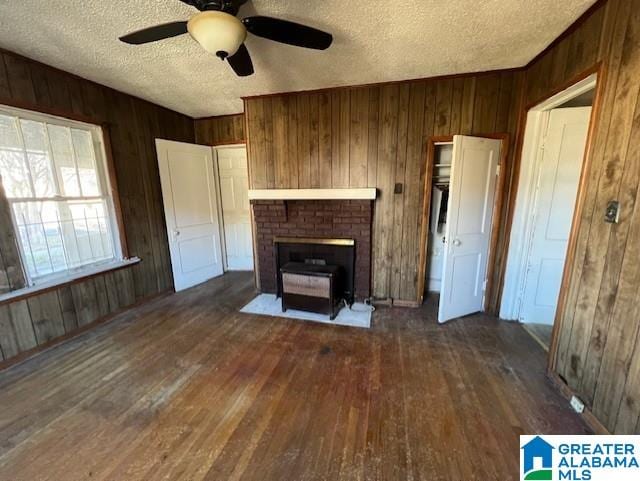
0 0 596 117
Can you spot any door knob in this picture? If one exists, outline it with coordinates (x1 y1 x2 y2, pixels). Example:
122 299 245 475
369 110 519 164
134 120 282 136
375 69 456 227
453 239 461 246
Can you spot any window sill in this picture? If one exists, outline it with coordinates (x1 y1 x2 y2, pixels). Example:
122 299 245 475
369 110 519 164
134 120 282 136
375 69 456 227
0 258 140 305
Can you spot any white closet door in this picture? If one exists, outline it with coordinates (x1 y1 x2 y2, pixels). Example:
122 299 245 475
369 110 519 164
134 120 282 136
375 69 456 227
438 136 501 323
156 139 223 291
519 107 591 325
216 145 253 271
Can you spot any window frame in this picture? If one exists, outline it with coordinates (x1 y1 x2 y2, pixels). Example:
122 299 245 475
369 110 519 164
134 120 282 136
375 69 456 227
0 103 127 287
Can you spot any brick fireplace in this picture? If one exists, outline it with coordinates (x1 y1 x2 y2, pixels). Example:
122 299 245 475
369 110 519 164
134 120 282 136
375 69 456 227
252 199 373 300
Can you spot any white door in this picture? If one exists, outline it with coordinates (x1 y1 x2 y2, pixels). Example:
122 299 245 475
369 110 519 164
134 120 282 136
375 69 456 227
216 145 254 271
519 107 591 324
438 135 501 323
156 139 223 291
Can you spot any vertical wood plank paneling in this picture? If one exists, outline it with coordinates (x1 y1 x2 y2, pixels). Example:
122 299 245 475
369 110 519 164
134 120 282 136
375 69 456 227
244 70 519 304
555 0 627 381
286 97 299 188
272 96 288 188
0 48 193 363
318 92 333 188
103 271 122 313
297 94 311 188
263 98 275 189
399 82 427 300
520 0 640 434
246 100 266 189
57 286 78 333
372 85 400 299
349 88 369 188
473 73 500 133
449 78 465 134
71 279 100 327
434 79 453 135
115 267 136 307
309 94 321 188
559 0 636 392
0 305 18 359
45 69 73 112
390 84 411 299
495 73 514 133
331 90 350 188
366 87 380 189
93 276 111 318
194 113 245 145
27 292 65 344
28 64 52 108
460 77 476 135
585 5 640 426
0 55 11 98
486 71 524 313
2 54 36 104
7 301 36 352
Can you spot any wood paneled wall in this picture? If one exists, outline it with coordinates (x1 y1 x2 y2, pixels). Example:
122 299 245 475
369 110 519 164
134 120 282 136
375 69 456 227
0 268 136 362
195 113 245 145
525 0 640 434
0 49 194 363
243 72 522 303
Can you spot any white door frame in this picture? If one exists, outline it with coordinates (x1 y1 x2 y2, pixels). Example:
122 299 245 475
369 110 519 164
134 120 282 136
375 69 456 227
212 143 251 271
500 74 597 320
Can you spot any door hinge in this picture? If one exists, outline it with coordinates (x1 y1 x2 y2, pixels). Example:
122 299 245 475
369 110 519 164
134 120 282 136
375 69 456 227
496 164 501 177
482 279 488 292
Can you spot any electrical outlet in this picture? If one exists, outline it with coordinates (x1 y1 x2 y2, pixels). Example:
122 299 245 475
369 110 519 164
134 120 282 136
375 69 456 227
605 200 620 223
570 395 585 414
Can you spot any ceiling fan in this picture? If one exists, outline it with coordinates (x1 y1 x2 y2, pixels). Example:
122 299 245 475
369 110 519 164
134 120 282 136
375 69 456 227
119 0 333 77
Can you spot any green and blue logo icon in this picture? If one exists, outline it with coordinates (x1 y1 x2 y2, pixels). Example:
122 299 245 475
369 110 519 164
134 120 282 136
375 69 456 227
521 436 554 480
520 434 640 480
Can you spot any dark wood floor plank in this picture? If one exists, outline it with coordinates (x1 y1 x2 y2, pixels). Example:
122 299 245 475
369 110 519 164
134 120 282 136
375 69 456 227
0 272 589 481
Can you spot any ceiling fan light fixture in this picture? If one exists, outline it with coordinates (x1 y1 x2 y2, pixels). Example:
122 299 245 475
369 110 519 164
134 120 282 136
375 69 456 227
187 11 246 58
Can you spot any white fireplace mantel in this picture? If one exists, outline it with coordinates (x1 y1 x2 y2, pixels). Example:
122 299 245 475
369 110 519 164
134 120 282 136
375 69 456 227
248 188 377 201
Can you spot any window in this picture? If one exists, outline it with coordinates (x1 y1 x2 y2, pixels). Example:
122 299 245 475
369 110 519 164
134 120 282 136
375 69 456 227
0 105 123 285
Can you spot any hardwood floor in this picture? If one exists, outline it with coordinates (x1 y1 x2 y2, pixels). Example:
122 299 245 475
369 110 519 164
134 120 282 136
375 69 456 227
523 323 553 352
0 271 589 481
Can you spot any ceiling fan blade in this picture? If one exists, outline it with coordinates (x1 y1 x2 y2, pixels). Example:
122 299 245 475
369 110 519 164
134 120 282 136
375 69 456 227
242 16 333 50
227 44 254 77
119 21 188 45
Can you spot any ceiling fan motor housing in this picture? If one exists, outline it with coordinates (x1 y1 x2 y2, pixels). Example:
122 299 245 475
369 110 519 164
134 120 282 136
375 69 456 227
187 11 247 58
184 0 248 15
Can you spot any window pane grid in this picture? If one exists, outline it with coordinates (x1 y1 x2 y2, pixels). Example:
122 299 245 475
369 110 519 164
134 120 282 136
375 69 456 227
12 200 115 278
0 108 119 284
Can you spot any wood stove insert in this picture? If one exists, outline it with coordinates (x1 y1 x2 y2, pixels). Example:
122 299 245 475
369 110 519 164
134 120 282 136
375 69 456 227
274 237 356 315
280 263 342 319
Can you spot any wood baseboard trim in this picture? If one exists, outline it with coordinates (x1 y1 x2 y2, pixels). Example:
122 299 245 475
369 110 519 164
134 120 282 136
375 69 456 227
0 289 172 372
522 324 550 353
392 299 421 308
547 371 610 435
